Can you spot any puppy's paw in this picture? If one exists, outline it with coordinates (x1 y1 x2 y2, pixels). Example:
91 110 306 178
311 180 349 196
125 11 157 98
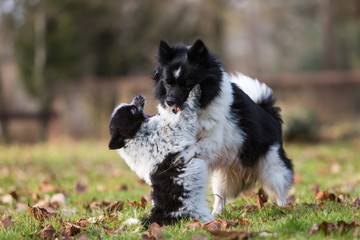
188 84 201 101
172 148 198 167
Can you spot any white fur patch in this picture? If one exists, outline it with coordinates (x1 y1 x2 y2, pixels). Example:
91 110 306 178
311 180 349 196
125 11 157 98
257 144 293 205
230 73 273 104
111 103 129 118
170 158 214 222
173 67 181 79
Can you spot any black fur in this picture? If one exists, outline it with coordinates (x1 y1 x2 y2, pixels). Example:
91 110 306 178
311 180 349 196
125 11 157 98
142 152 190 227
230 83 287 168
153 39 223 109
108 103 146 149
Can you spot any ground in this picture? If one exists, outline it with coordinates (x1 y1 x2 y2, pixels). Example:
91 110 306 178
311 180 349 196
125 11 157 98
0 138 359 239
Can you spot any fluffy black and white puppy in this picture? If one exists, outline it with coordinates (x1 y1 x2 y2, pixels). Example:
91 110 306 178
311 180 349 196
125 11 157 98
152 39 294 214
108 85 214 225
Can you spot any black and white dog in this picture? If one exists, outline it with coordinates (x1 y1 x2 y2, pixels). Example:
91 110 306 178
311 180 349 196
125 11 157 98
108 85 214 225
152 39 294 214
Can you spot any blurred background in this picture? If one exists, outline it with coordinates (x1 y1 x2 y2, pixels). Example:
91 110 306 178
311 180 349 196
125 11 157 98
0 0 360 143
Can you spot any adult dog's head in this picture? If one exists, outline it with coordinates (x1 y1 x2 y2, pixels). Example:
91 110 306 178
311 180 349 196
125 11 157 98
108 95 147 149
152 39 223 114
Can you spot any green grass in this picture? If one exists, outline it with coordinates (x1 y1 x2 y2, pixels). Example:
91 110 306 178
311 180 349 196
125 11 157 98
0 139 360 239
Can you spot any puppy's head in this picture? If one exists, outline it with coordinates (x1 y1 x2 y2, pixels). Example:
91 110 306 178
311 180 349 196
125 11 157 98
152 39 222 113
108 95 147 149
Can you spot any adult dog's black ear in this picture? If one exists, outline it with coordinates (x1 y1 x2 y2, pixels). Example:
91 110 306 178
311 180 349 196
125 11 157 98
158 40 173 65
187 39 208 63
108 132 125 149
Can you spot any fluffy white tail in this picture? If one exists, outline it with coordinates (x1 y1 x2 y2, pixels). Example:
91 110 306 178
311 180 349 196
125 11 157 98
230 73 273 104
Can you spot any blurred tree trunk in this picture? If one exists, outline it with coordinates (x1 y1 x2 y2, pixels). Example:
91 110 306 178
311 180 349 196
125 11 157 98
33 0 51 141
321 0 337 69
0 6 11 143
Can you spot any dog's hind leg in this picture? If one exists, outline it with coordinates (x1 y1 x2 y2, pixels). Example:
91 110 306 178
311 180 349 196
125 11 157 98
211 165 248 215
211 169 227 215
258 144 293 206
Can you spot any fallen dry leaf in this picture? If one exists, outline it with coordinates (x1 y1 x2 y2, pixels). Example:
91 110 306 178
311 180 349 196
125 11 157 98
75 182 88 194
148 222 163 240
237 218 251 227
141 196 148 209
203 220 222 230
28 204 56 221
117 184 128 191
50 193 66 206
206 229 254 239
286 195 296 204
310 220 359 235
1 215 14 228
256 188 268 210
315 191 341 203
127 199 140 208
185 219 203 230
65 222 81 236
9 190 19 201
354 197 360 209
105 201 124 213
236 204 258 213
293 172 302 184
39 224 57 239
39 183 57 194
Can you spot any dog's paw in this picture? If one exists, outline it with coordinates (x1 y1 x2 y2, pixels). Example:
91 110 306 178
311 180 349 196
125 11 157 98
131 95 145 109
172 148 198 166
188 84 201 100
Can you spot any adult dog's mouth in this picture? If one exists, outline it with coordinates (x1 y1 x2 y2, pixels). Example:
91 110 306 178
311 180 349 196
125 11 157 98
172 107 181 114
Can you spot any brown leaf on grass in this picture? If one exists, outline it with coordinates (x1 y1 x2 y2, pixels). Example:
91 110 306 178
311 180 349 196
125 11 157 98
39 183 57 194
148 222 163 240
206 229 254 239
39 224 57 239
89 200 111 210
256 188 268 210
127 199 140 208
189 234 209 240
75 182 88 194
235 204 258 213
315 191 341 203
203 220 222 230
28 204 56 221
353 197 360 209
141 196 148 209
310 220 359 235
286 195 296 204
9 190 19 201
101 224 114 235
105 201 124 213
185 219 203 230
117 184 128 191
354 212 359 217
237 218 251 227
65 222 81 236
1 215 14 228
293 172 302 184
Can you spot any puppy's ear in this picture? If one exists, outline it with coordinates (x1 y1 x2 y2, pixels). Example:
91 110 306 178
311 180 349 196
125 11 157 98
158 40 173 65
108 132 125 149
187 39 208 63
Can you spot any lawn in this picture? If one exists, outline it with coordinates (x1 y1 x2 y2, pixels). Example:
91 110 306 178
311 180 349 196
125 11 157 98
0 139 359 239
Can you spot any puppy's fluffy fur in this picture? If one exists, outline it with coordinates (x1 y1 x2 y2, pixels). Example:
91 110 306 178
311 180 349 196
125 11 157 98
108 85 214 225
152 39 294 214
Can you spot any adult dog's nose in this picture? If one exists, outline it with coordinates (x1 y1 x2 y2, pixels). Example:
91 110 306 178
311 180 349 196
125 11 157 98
166 97 176 106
